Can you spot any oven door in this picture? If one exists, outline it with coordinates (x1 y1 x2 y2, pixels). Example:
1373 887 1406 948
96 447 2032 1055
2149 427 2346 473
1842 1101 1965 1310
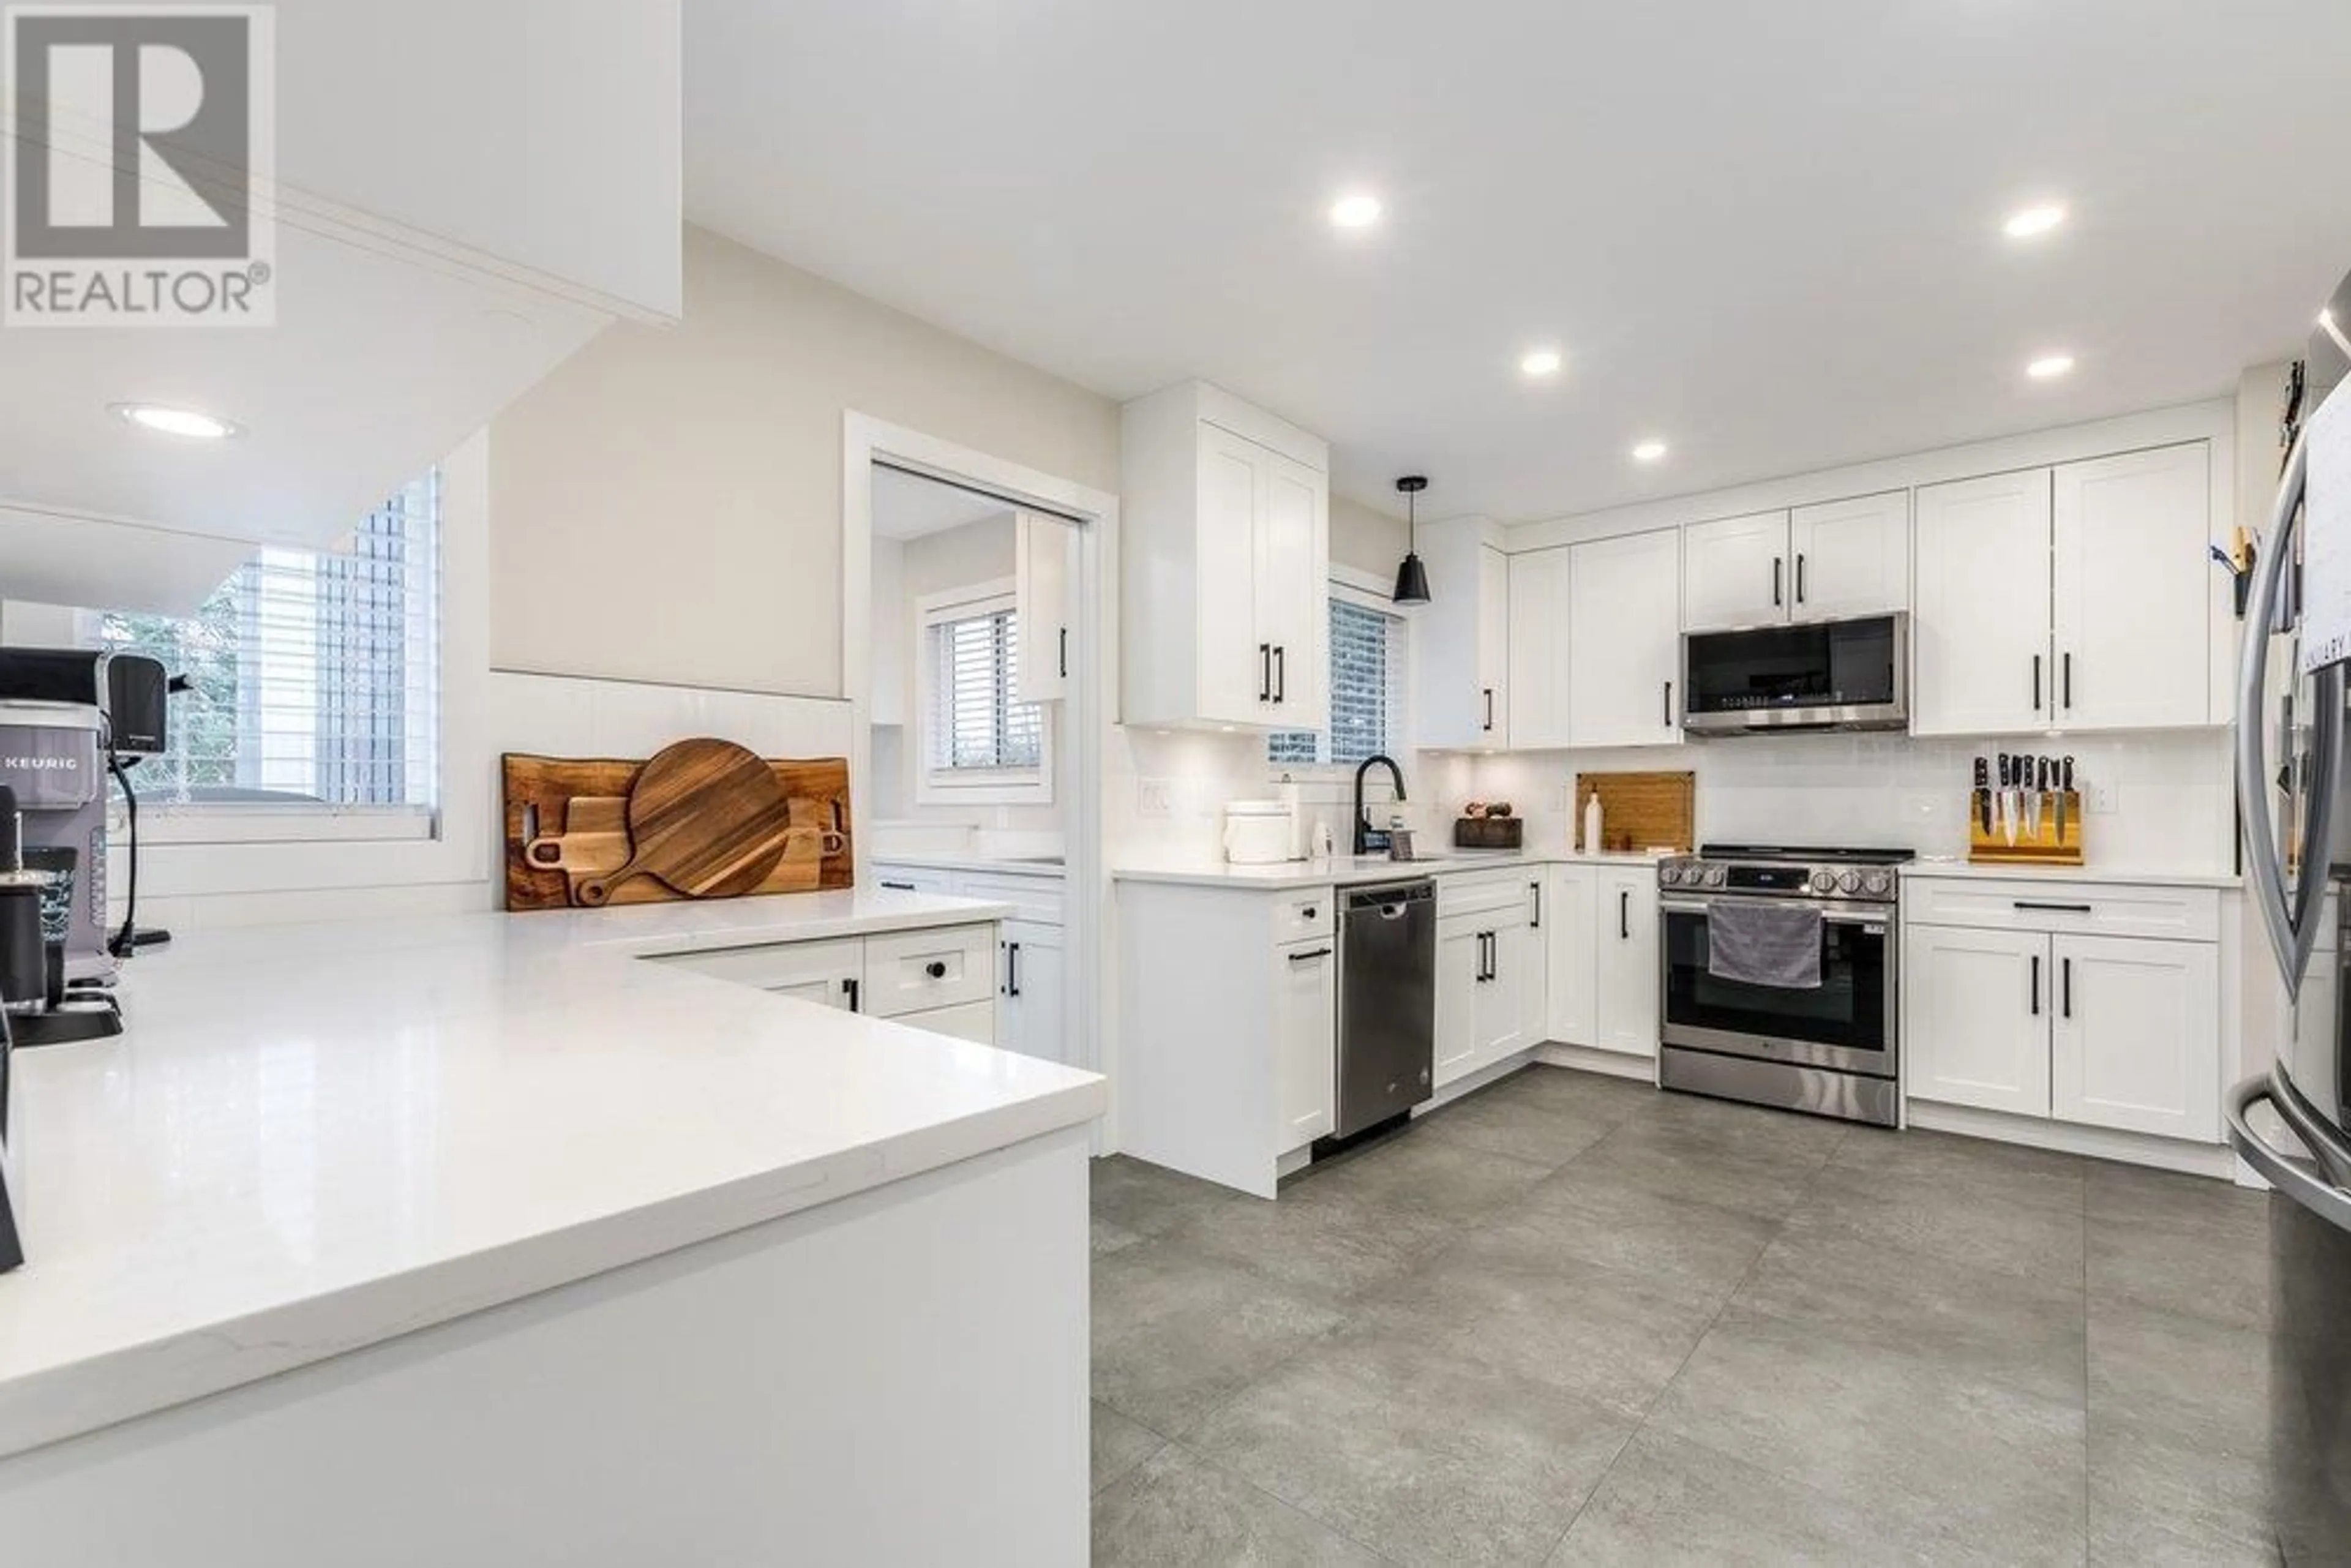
1659 895 1896 1078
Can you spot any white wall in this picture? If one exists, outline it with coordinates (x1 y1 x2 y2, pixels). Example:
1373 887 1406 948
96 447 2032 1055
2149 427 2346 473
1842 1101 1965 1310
488 226 1121 698
1329 494 1406 581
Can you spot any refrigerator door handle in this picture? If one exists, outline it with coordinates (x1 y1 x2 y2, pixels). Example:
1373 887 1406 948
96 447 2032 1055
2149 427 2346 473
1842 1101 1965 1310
2237 429 2340 1002
2227 1067 2351 1230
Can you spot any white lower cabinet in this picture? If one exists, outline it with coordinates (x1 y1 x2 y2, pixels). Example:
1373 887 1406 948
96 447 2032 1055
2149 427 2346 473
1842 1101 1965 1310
1274 937 1338 1151
1906 880 2222 1142
1543 865 1600 1046
1435 917 1485 1087
1594 870 1660 1057
998 919 1069 1067
647 925 995 1041
1434 874 1543 1088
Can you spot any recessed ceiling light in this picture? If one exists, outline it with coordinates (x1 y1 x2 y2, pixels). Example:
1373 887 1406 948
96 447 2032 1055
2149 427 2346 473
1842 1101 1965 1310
1329 192 1382 230
1632 439 1669 463
111 402 239 440
2025 354 2075 380
1520 347 1563 378
2003 203 2068 239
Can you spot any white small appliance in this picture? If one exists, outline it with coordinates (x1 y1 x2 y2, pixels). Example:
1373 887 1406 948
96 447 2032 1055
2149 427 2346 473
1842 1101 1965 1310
1221 799 1297 865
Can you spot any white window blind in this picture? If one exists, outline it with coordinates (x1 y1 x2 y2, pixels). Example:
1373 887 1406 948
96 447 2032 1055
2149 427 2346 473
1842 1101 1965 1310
928 601 1042 774
100 472 442 814
1270 593 1404 767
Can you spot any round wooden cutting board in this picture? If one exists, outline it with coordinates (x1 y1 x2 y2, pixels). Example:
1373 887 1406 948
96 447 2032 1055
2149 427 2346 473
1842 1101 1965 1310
576 738 791 907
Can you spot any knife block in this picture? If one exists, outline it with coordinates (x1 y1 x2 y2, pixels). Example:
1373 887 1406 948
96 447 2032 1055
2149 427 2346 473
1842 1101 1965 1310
1967 790 2084 866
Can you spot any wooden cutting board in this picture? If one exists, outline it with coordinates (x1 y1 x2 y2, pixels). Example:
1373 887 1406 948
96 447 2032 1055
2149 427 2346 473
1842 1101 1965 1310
1573 770 1695 854
502 745 853 912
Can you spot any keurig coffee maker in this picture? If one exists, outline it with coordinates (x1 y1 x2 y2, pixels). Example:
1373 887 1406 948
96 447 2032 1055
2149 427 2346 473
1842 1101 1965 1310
0 648 172 1046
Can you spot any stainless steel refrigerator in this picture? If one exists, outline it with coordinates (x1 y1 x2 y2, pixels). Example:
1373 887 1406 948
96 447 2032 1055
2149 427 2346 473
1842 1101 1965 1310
2229 264 2351 1544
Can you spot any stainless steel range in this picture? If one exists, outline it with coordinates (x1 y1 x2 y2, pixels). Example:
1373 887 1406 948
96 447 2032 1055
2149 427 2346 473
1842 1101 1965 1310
1656 844 1913 1127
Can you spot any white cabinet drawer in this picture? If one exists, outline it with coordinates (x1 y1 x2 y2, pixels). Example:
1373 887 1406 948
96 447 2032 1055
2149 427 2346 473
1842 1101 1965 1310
893 998 996 1046
871 863 953 896
1439 869 1534 919
1904 877 2219 943
1272 888 1337 942
955 872 1065 926
862 923 997 1018
653 937 861 998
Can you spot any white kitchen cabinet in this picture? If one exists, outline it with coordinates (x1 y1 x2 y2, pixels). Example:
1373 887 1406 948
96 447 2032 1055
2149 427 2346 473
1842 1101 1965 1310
1543 865 1600 1045
1594 869 1661 1057
2050 934 2220 1141
1904 923 2052 1116
1014 513 1071 705
999 920 1068 1067
1435 890 1542 1087
1506 546 1574 751
1569 528 1684 748
871 863 954 896
1274 937 1338 1152
1914 443 2212 738
655 937 864 1011
1682 509 1790 631
2051 445 2213 730
1907 878 2223 1143
1787 491 1910 621
1480 904 1544 1065
1435 916 1486 1087
1414 519 1511 749
1122 382 1331 731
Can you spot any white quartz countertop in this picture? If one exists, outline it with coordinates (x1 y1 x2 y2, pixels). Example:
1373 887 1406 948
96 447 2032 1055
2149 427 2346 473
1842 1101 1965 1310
1113 849 1663 891
0 890 1104 1460
871 852 1067 878
1899 861 2242 889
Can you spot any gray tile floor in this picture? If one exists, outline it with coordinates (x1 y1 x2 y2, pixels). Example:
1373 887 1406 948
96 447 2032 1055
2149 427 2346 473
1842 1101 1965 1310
1089 1065 2348 1566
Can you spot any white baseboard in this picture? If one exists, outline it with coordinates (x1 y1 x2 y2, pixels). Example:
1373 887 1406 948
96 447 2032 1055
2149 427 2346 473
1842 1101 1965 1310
1535 1040 1660 1085
1905 1100 2237 1180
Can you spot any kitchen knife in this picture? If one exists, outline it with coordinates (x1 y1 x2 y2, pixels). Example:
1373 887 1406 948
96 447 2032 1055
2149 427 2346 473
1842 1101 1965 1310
2057 756 2075 846
2027 758 2044 841
1999 753 2018 846
1974 756 1992 836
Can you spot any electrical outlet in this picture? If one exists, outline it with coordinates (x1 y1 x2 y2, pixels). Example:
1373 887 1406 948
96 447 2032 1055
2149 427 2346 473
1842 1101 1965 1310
1138 778 1173 819
2084 781 2119 815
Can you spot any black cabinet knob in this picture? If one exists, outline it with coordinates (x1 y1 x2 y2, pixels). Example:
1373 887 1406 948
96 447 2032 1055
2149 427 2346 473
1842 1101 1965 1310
924 961 948 980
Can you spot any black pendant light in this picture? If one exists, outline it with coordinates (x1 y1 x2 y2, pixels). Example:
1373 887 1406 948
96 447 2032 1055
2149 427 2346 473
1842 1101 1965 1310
1391 475 1432 605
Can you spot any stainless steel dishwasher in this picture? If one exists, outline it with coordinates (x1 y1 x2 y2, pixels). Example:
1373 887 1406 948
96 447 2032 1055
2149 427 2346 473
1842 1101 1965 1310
1335 879 1437 1138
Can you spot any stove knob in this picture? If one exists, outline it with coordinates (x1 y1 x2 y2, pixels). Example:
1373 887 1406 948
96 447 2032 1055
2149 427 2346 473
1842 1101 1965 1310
1809 869 1837 895
1864 871 1891 897
1839 869 1862 895
1704 866 1727 888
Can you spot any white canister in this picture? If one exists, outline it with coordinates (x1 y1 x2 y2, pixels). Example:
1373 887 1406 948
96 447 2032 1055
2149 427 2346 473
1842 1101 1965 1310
1222 800 1297 865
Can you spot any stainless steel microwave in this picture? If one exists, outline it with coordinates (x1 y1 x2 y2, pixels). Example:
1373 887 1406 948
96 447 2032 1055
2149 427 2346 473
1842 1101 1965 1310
1681 612 1908 735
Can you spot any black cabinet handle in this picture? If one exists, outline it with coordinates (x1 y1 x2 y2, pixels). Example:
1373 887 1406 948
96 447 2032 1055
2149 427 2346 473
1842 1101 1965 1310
880 880 916 891
1772 557 1783 607
2030 954 2040 1017
844 977 861 1013
1274 645 1288 705
2032 654 2042 712
1258 644 1272 702
2062 651 2072 710
924 961 948 980
1619 890 1630 940
1302 907 1318 920
1059 626 1068 680
2012 901 2093 913
1663 681 1674 728
1288 947 1333 963
2061 956 2072 1019
1005 942 1022 998
1482 688 1494 732
1530 880 1542 929
1796 553 1807 604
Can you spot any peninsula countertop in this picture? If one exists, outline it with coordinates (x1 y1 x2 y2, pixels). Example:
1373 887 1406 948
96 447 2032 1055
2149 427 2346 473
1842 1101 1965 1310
0 889 1104 1461
1111 849 1663 891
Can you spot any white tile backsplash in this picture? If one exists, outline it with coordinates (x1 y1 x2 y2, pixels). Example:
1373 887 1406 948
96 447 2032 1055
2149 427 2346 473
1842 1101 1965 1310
1470 729 2235 872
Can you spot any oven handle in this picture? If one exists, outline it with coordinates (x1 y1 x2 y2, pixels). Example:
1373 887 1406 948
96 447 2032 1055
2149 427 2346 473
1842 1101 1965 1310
1659 898 1888 931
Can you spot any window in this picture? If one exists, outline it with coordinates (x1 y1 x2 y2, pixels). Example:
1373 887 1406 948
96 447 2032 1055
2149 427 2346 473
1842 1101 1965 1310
1270 589 1406 767
920 586 1049 801
99 473 441 834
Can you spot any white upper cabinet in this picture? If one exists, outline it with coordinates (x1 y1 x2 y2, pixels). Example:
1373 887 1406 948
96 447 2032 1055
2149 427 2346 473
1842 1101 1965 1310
1684 493 1908 633
1787 491 1910 622
1911 468 2055 737
2050 444 2213 730
1013 514 1071 706
1682 509 1790 631
1914 443 2211 738
0 0 683 613
1122 382 1331 731
1413 519 1510 749
1569 528 1682 748
1505 546 1573 751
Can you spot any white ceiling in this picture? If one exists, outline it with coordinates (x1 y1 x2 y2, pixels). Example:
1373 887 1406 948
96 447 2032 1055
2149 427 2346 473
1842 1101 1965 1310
871 464 1014 541
686 1 2351 525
